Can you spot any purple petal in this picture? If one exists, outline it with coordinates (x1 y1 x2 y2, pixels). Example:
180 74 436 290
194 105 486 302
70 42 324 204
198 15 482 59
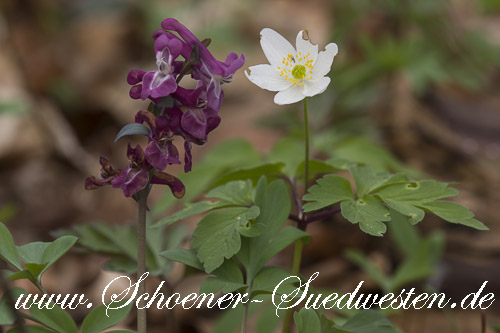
144 140 180 170
150 74 177 99
112 167 149 197
181 108 208 140
129 85 142 100
127 70 146 85
154 33 183 59
151 170 185 199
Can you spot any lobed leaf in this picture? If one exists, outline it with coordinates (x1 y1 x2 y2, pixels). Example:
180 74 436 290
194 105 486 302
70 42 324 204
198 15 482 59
302 175 354 212
341 196 390 236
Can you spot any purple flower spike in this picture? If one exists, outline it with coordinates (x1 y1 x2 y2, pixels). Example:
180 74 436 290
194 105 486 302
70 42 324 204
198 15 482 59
111 143 150 197
161 18 245 100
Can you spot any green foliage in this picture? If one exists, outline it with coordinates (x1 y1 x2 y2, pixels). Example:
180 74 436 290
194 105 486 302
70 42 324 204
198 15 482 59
28 300 78 333
294 308 322 333
332 310 399 333
192 205 261 273
0 287 25 326
56 222 187 276
0 222 78 287
346 211 444 293
303 164 487 236
81 299 133 333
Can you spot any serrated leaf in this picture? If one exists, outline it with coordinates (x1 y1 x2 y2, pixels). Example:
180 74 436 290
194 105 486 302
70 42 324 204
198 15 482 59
381 198 425 225
294 308 321 333
341 196 390 236
153 201 229 228
377 180 458 204
419 201 488 230
29 302 78 333
213 163 285 187
191 206 260 273
349 165 404 198
160 249 203 270
302 175 354 212
333 310 398 333
81 299 133 333
0 222 22 270
206 180 254 205
114 123 150 142
236 178 295 281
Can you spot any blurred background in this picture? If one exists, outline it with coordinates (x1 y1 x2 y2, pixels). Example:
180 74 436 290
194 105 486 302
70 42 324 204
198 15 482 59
1 0 500 332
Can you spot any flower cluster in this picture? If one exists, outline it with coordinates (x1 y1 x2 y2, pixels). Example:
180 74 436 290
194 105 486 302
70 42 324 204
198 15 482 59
86 19 244 198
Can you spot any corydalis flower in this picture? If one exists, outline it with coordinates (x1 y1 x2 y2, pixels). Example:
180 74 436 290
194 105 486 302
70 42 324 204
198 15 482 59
86 143 185 199
245 28 338 105
135 109 181 170
128 33 184 100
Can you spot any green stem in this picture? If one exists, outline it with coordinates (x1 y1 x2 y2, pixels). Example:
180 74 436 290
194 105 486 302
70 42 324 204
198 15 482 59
303 97 310 193
282 98 310 333
137 188 148 333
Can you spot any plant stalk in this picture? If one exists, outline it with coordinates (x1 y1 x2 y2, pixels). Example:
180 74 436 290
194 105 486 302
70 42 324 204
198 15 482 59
282 98 310 333
137 188 148 333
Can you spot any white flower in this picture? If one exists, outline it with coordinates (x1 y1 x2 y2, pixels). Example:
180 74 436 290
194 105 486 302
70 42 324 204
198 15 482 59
245 28 338 105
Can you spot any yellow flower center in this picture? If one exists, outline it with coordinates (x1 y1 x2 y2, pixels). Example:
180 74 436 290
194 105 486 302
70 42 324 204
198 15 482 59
277 51 314 88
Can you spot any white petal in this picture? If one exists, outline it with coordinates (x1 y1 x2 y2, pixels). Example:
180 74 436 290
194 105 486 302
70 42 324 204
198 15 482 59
312 43 338 78
274 86 305 105
304 77 331 97
245 64 292 92
260 28 296 69
295 30 318 63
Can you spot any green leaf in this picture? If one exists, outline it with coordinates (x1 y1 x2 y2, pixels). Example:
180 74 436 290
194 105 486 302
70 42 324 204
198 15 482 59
206 180 254 205
29 302 78 333
295 159 339 180
41 236 78 274
192 206 260 273
341 196 390 236
294 308 321 333
114 123 150 142
251 266 298 296
381 199 425 225
153 201 228 228
333 310 398 333
419 201 488 230
236 178 294 281
349 165 405 198
302 175 354 212
0 222 22 270
213 163 285 187
160 249 203 270
81 299 133 333
0 287 25 325
377 180 458 204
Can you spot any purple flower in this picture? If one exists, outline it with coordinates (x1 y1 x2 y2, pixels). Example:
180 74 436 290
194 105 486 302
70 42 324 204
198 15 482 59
85 156 122 190
111 143 151 197
86 143 185 199
128 33 185 101
135 109 182 170
161 18 245 106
